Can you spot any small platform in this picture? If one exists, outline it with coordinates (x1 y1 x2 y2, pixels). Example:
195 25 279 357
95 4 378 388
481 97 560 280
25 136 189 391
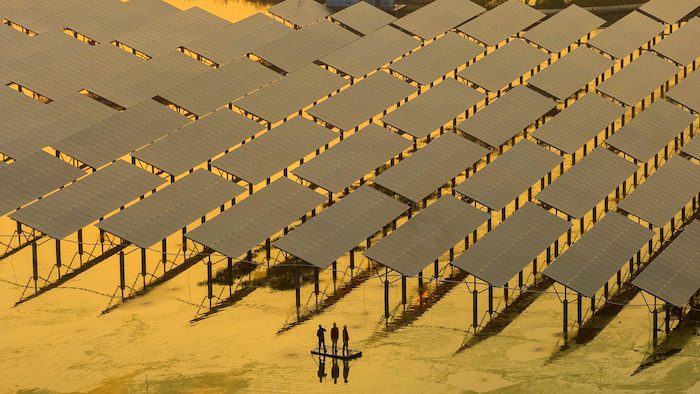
311 349 363 360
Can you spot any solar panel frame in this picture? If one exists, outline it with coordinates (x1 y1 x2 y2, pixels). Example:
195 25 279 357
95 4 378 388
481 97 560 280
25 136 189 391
212 116 337 185
186 177 325 259
319 25 419 78
306 71 415 131
596 53 679 106
617 157 700 228
373 132 489 203
388 32 486 86
682 136 700 160
543 211 655 297
632 220 700 307
0 151 85 216
454 140 563 211
267 0 333 28
536 147 638 218
452 202 570 286
457 85 556 148
10 161 165 240
457 0 544 47
605 100 696 164
292 124 412 193
523 5 605 54
132 109 265 177
393 0 485 40
586 11 664 59
97 170 245 248
527 46 615 101
531 93 626 154
364 195 488 277
458 39 550 92
273 185 409 269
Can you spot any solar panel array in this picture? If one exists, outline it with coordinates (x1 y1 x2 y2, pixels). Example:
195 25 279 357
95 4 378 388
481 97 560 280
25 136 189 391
2 0 700 325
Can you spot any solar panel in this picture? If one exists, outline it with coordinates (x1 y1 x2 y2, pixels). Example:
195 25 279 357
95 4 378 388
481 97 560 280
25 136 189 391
452 202 570 286
597 53 679 106
388 32 485 85
292 124 412 193
233 64 347 124
329 1 395 35
132 109 265 177
527 46 615 101
605 100 696 164
0 151 85 216
633 220 700 307
455 140 563 211
53 100 191 169
157 57 282 117
457 86 556 148
667 69 700 113
652 17 700 66
113 7 231 58
381 78 484 139
186 177 325 259
268 0 333 28
393 0 484 40
97 170 245 248
536 147 638 218
213 116 337 185
531 93 626 154
543 212 654 297
374 132 488 203
0 93 116 160
84 50 212 109
307 71 415 131
181 13 292 66
523 5 605 54
365 195 488 277
253 19 359 73
586 11 664 59
274 185 408 269
639 0 700 24
458 39 550 92
618 157 700 228
10 160 165 240
457 0 544 47
682 136 700 160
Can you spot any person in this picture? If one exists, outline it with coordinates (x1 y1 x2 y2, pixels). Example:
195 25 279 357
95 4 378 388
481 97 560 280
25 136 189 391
331 359 339 384
330 322 339 354
342 325 349 356
317 324 327 353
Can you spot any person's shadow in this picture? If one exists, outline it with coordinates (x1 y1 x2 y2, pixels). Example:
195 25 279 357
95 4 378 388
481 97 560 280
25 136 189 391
331 359 340 384
343 360 350 384
317 356 327 383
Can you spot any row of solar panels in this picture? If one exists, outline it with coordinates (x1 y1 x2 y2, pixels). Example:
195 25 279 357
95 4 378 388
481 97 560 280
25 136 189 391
0 0 699 311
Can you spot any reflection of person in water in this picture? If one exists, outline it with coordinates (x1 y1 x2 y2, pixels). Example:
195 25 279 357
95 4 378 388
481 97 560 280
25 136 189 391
343 360 350 384
317 356 327 383
331 359 340 384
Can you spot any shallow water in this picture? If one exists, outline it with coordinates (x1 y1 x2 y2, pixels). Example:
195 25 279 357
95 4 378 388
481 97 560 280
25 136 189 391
1 1 699 393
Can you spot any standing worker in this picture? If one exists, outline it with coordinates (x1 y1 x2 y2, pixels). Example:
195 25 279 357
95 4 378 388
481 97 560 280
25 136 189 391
330 322 339 354
317 324 327 353
342 325 350 356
